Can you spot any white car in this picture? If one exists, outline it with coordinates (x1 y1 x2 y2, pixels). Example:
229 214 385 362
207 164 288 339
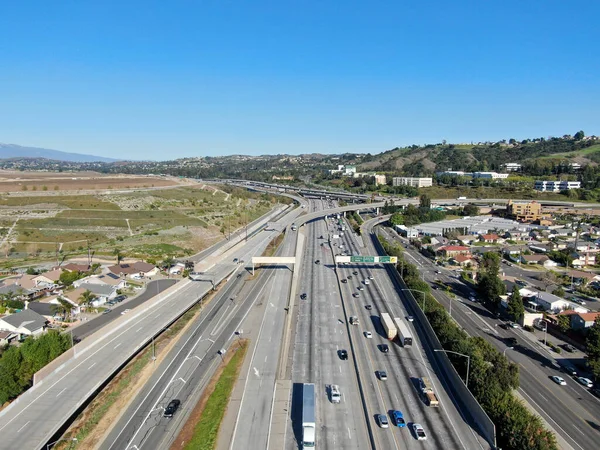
413 423 427 440
364 331 373 338
509 322 519 329
407 316 414 322
121 309 131 315
469 296 477 302
551 376 567 386
364 279 370 285
369 275 374 280
577 377 594 388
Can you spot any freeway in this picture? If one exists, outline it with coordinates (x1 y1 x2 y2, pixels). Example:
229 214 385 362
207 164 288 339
287 199 371 450
335 217 486 449
228 205 299 449
0 203 302 450
377 224 600 450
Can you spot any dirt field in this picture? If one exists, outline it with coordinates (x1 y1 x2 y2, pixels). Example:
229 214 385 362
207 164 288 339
0 170 178 193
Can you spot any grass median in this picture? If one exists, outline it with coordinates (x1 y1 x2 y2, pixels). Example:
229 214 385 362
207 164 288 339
175 339 248 450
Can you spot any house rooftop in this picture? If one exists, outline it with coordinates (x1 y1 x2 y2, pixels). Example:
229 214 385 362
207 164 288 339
0 309 47 332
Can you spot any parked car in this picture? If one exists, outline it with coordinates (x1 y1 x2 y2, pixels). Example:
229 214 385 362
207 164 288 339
121 309 131 315
163 399 181 418
562 344 575 353
102 309 112 315
114 295 127 302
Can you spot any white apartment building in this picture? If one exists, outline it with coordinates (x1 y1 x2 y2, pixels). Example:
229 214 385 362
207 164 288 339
502 163 522 172
534 180 581 192
374 174 386 186
392 177 433 188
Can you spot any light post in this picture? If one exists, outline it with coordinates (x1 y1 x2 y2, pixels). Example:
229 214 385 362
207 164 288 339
401 288 427 313
503 346 514 356
434 349 470 388
46 438 77 449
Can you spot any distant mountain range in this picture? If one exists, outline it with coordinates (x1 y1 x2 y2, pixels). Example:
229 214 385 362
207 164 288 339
0 143 121 163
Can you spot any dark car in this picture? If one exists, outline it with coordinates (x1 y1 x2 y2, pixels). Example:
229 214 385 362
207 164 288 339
114 295 127 303
315 260 320 265
300 293 307 300
365 304 372 310
347 275 353 279
341 279 347 283
353 271 358 275
380 344 389 353
562 344 575 353
163 399 181 418
506 337 518 347
338 349 348 360
558 360 577 376
499 323 509 330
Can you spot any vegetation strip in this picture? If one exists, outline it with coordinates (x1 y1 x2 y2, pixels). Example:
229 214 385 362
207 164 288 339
378 233 558 450
175 339 249 450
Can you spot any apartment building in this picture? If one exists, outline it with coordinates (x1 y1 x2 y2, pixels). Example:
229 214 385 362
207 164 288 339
534 180 581 192
506 200 542 222
392 177 433 188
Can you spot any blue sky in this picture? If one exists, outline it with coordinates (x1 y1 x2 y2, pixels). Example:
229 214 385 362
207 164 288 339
0 0 598 160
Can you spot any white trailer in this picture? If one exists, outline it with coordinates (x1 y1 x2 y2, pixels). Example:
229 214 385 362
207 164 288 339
394 317 413 347
302 383 316 448
380 313 397 340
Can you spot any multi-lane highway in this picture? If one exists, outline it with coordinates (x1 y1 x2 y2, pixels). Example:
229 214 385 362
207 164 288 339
287 199 371 450
376 223 600 450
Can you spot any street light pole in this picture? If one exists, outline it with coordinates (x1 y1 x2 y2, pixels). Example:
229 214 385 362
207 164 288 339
434 349 470 388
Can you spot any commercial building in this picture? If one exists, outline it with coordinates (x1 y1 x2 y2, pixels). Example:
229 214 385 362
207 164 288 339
472 172 509 179
392 177 433 188
534 180 581 192
506 200 542 222
415 215 529 237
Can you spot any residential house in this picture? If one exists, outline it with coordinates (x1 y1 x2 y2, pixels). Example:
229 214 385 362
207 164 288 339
479 233 503 244
107 261 158 279
457 235 477 245
551 228 577 238
504 229 527 240
571 252 596 268
0 283 30 299
74 273 126 290
520 290 587 313
502 246 522 258
437 246 471 258
61 263 91 273
520 254 558 269
452 255 478 268
571 312 600 330
25 301 57 321
529 243 552 253
0 309 47 338
33 269 64 285
566 270 600 285
0 330 17 346
55 287 87 314
430 236 448 246
395 225 419 238
76 282 117 307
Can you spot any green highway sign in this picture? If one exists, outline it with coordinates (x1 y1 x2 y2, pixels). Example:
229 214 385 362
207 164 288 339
349 256 397 264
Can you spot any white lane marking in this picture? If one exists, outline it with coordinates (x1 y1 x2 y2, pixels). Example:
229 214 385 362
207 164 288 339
253 367 260 377
88 362 96 370
114 343 122 349
136 327 143 333
56 388 66 398
17 421 29 433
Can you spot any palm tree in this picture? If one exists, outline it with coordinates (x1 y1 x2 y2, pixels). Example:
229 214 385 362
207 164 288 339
78 290 97 312
113 248 124 264
51 298 74 322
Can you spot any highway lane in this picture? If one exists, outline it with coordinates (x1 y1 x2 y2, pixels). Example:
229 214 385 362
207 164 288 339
377 225 600 450
229 210 298 450
104 203 305 450
336 219 484 449
287 200 371 450
0 203 303 450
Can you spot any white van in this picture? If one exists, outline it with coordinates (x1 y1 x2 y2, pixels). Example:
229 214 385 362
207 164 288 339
330 385 341 403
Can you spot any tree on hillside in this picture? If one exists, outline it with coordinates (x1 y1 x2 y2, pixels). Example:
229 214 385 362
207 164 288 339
507 289 524 322
113 248 124 264
586 317 600 380
463 204 480 216
574 130 585 141
419 194 431 209
477 252 505 308
556 315 571 333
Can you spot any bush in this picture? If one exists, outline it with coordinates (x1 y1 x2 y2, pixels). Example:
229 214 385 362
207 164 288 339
523 325 534 332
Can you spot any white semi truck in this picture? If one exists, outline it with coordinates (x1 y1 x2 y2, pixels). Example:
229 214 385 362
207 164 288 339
302 383 316 448
394 317 413 347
